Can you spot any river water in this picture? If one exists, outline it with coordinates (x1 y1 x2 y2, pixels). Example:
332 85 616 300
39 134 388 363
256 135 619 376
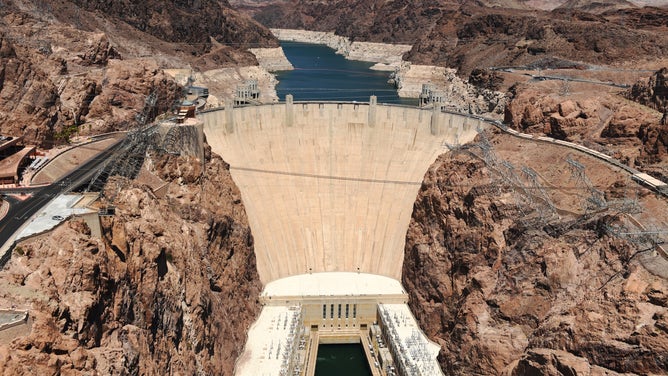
275 41 417 105
314 344 373 376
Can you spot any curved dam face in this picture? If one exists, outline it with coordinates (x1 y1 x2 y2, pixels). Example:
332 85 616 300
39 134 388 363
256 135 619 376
201 100 482 284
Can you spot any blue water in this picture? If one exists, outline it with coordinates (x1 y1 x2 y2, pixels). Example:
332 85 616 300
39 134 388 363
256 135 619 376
275 41 417 105
314 344 372 376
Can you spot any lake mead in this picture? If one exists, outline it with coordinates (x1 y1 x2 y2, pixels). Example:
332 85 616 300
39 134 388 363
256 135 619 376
275 41 417 105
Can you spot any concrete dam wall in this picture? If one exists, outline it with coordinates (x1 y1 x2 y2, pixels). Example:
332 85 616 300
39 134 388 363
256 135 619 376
201 100 482 284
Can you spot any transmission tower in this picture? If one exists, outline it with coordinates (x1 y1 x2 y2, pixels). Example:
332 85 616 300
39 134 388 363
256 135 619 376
566 157 607 212
605 217 666 255
521 165 556 220
84 92 161 198
135 91 158 128
497 160 531 212
161 126 185 155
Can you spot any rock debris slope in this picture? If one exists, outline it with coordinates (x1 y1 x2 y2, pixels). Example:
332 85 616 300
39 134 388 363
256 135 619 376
504 67 668 181
0 151 262 375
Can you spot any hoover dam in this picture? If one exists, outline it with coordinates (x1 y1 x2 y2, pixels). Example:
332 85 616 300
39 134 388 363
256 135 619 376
200 97 483 376
202 97 481 283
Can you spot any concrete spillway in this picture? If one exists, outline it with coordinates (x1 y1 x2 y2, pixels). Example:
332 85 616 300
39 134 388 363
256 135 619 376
201 99 482 284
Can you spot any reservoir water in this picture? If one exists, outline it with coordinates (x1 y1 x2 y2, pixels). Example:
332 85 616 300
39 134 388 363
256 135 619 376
275 41 417 105
314 344 373 376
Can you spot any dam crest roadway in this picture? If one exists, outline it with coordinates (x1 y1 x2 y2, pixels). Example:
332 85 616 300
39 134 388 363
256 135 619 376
201 96 484 376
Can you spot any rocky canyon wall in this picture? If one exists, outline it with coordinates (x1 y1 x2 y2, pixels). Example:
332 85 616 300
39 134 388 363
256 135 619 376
0 151 262 375
254 2 668 77
403 136 668 375
0 27 180 147
504 67 668 180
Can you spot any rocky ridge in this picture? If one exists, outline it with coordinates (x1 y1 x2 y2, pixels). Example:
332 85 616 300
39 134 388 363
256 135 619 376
251 1 668 76
0 27 181 147
556 0 638 13
627 67 668 113
67 0 278 54
504 67 668 180
0 0 277 146
0 149 261 375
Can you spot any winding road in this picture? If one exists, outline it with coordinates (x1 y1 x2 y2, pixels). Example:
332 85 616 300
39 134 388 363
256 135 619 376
0 136 126 266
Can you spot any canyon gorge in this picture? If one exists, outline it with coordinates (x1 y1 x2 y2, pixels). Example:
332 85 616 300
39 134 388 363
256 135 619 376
0 0 667 375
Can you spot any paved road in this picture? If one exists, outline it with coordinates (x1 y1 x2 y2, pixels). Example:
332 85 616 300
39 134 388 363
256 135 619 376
489 66 633 88
0 137 125 262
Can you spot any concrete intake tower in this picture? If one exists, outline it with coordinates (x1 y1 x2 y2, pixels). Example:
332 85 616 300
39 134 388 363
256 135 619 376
200 96 484 376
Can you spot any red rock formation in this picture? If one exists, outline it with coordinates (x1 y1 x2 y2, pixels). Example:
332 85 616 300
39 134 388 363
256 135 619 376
627 67 668 113
0 34 61 144
403 144 668 375
503 77 668 175
0 152 261 375
469 68 504 91
68 0 278 52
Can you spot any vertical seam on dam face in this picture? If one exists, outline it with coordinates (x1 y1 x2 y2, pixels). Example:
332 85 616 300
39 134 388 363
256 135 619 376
201 103 480 285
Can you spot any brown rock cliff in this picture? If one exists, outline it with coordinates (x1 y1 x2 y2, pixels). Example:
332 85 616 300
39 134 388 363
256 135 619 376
251 1 668 76
503 75 668 179
0 151 261 375
0 0 277 146
403 137 668 375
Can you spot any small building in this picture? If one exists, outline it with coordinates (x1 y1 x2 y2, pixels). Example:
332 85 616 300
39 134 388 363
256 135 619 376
175 101 197 123
185 86 209 100
0 136 23 158
234 79 260 106
419 83 447 109
0 145 36 185
419 84 435 106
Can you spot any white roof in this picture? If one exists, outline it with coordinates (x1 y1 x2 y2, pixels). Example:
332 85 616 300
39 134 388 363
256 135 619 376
16 194 95 241
378 304 444 376
262 272 405 297
235 305 302 376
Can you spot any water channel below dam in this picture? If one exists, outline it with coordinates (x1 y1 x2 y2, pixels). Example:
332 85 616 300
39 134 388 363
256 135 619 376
275 41 418 105
315 344 372 376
